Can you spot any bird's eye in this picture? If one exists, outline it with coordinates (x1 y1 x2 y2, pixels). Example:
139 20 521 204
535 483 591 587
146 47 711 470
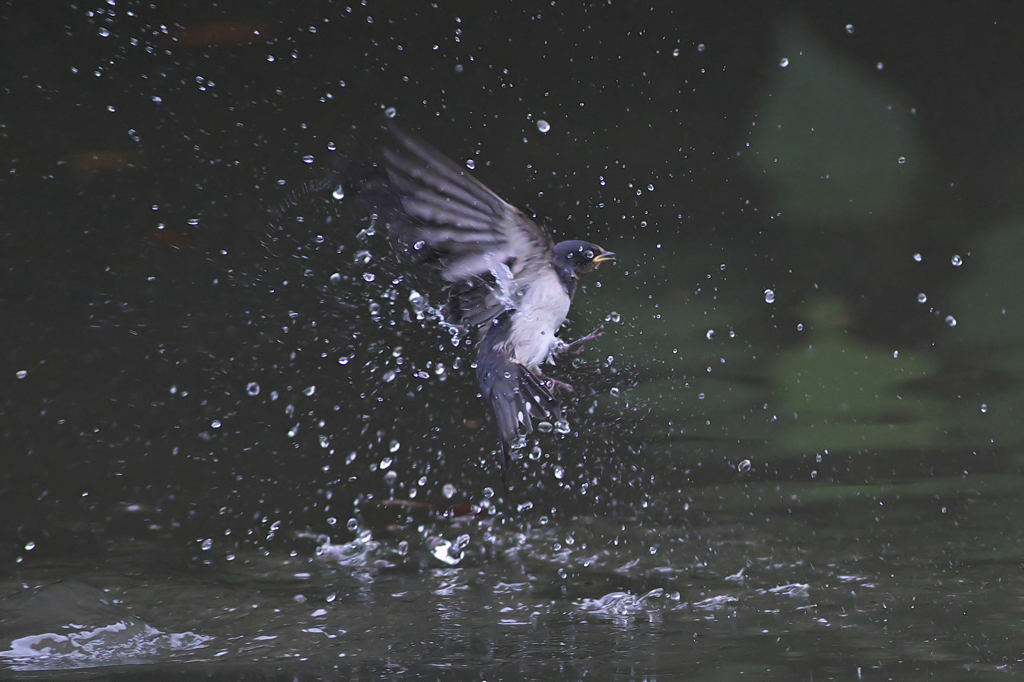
584 250 594 259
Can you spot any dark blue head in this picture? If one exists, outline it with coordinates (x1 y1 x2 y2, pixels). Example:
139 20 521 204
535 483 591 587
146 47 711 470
552 240 615 279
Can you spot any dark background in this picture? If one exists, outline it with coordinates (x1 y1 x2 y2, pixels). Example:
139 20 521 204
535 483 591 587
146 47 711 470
2 1 1024 677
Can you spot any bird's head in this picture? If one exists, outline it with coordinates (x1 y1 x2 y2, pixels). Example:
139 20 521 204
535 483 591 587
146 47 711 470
553 240 616 278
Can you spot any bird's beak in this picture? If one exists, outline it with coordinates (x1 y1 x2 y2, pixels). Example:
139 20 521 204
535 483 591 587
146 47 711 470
592 251 616 267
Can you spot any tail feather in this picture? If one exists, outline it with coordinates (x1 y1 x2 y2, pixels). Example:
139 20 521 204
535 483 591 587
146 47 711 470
477 343 563 473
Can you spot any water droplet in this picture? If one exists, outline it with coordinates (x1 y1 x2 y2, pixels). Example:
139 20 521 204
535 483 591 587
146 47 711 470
363 272 376 282
913 253 922 262
24 541 35 551
98 27 110 37
517 500 534 512
303 155 314 164
15 370 27 379
389 440 400 453
338 355 350 365
304 385 316 396
845 24 855 34
553 465 565 480
951 254 962 266
466 159 475 169
246 382 260 396
893 350 899 358
918 293 927 303
211 420 222 429
384 106 397 118
672 48 680 57
606 311 621 323
779 57 789 67
610 387 621 398
201 538 213 551
764 289 775 304
346 518 358 531
380 457 392 470
897 156 906 164
554 419 571 435
319 435 330 448
981 403 988 413
442 483 456 499
876 62 884 70
706 329 715 340
536 119 550 133
945 315 957 327
697 43 705 52
332 186 345 200
329 272 342 285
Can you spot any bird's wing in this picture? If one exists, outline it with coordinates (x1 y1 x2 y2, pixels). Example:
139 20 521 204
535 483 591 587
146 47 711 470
381 126 555 325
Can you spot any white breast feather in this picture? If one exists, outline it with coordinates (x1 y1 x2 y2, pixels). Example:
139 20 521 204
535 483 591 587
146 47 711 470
505 269 571 368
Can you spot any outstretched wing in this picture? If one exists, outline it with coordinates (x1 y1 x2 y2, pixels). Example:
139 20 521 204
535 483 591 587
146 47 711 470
382 125 555 327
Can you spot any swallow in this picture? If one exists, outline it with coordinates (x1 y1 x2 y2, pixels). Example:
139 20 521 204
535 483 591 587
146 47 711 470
334 125 614 484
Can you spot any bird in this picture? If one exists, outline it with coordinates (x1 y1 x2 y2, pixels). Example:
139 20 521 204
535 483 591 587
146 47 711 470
333 124 614 485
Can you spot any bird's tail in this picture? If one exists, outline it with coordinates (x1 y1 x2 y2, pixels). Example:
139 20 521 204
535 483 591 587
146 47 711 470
478 351 563 473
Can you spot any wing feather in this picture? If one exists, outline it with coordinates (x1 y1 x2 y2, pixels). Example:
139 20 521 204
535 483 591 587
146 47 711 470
382 125 555 301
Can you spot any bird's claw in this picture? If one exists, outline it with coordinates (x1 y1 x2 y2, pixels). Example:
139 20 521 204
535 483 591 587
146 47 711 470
543 377 575 395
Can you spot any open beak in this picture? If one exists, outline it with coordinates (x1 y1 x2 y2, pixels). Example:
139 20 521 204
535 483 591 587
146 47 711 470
592 250 616 267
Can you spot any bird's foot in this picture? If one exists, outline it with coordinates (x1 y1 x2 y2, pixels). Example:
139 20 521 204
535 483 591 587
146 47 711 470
542 375 575 395
563 324 605 354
